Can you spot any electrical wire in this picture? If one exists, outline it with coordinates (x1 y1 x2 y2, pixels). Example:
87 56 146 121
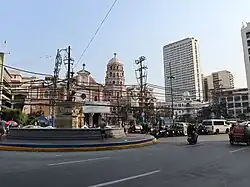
74 0 119 69
3 64 52 76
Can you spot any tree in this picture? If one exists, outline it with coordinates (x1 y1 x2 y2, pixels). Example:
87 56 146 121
197 106 212 122
2 108 28 125
237 113 247 120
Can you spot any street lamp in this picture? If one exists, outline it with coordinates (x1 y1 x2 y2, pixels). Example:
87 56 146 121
167 71 175 123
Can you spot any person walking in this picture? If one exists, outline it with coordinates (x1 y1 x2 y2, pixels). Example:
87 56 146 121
100 119 106 140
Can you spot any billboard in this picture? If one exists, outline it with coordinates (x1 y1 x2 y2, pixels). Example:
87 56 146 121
84 101 111 114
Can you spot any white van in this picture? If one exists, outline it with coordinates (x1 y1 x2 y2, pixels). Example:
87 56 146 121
202 119 230 134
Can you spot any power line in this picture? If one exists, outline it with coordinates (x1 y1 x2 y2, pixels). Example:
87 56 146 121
3 64 52 77
74 0 119 69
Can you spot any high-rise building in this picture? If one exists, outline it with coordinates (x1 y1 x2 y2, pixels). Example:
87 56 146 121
203 70 234 101
163 37 203 103
241 22 250 106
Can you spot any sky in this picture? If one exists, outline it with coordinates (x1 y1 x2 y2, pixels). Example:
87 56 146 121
1 0 250 90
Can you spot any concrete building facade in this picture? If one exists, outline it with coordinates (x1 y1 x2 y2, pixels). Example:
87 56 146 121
219 88 249 117
241 22 250 107
203 70 234 101
163 37 203 103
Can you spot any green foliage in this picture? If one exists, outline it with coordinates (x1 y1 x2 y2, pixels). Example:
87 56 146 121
237 113 247 120
1 108 28 125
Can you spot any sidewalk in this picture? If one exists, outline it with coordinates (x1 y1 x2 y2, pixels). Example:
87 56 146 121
0 134 157 152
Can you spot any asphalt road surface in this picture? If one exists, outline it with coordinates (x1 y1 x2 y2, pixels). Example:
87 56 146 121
1 134 250 187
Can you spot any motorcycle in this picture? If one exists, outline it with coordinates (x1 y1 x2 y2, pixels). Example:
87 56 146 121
150 127 159 138
187 131 198 144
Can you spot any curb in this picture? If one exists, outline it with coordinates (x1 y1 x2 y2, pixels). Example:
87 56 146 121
0 137 158 152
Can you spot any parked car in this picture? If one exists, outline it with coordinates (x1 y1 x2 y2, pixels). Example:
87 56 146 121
229 121 250 145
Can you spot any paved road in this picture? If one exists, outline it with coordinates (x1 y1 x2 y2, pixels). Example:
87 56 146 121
1 134 250 187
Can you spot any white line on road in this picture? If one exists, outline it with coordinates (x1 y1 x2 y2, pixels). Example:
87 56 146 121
88 170 161 187
47 157 110 166
230 147 248 153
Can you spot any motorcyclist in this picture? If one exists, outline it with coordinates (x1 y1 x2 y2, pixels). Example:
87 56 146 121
187 124 197 140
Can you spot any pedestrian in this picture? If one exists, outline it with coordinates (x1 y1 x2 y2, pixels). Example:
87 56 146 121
100 119 106 140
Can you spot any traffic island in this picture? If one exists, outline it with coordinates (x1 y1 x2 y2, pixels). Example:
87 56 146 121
0 134 157 152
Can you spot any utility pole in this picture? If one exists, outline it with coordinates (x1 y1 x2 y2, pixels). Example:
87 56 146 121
135 56 147 124
66 46 73 101
211 78 222 118
167 61 175 123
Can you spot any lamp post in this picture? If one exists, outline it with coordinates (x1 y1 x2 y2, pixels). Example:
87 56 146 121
167 74 175 123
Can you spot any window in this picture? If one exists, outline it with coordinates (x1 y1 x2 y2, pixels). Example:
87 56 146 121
228 103 234 108
94 96 98 101
110 66 112 70
246 32 250 39
113 73 115 77
120 81 122 85
247 40 250 47
117 66 118 70
236 109 242 114
248 48 250 55
221 98 226 103
44 91 49 98
117 73 119 77
202 121 212 126
243 102 249 107
235 103 241 108
113 81 115 84
242 95 248 101
214 121 224 126
110 72 112 77
234 96 241 102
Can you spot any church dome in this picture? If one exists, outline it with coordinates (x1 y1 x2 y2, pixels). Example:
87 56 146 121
108 53 122 65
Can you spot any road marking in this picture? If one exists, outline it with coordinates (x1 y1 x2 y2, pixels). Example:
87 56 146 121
47 157 110 166
88 170 161 187
55 154 61 157
230 147 248 153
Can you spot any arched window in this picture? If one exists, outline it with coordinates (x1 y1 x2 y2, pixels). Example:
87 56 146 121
110 66 112 70
120 81 122 85
117 66 118 70
110 72 112 77
113 81 115 84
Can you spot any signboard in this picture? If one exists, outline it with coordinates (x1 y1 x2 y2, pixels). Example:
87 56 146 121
84 101 111 113
58 106 72 115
